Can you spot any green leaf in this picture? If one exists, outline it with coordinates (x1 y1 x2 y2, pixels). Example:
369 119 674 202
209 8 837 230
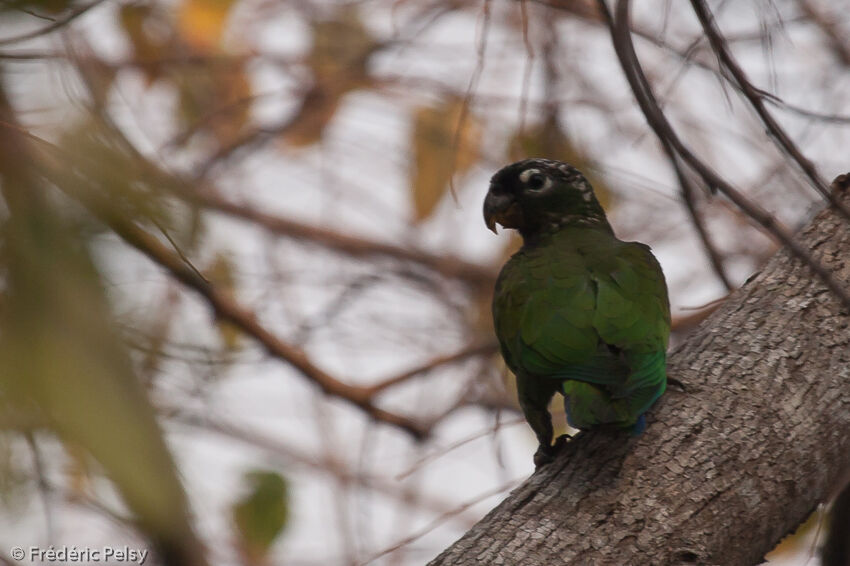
232 470 289 564
0 194 200 557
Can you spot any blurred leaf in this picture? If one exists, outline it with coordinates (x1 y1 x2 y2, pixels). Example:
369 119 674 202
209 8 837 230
64 441 93 499
232 470 289 565
0 196 202 559
410 97 481 221
508 116 612 210
206 252 241 350
282 7 376 148
57 118 173 228
177 0 235 52
307 6 375 80
175 62 252 147
138 285 182 383
119 3 172 84
0 434 29 510
121 0 251 148
76 55 118 107
281 87 345 148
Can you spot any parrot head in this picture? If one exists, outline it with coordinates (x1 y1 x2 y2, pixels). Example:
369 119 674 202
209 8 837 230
483 158 608 238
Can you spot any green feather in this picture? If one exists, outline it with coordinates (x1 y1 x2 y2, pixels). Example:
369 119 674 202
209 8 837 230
487 159 670 462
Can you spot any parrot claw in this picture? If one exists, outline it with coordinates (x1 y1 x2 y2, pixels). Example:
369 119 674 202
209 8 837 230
533 434 573 470
533 445 555 469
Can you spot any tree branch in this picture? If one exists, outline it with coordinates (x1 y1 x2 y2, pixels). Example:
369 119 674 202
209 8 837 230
178 188 497 288
93 206 429 439
364 342 499 396
0 0 107 46
689 0 850 222
7 127 430 440
795 0 850 67
427 178 850 565
598 0 850 312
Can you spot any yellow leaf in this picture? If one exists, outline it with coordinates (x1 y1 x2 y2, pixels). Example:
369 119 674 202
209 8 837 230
410 97 481 221
177 0 235 52
175 61 252 148
307 6 376 80
281 86 344 148
119 4 170 84
64 442 92 499
281 8 376 148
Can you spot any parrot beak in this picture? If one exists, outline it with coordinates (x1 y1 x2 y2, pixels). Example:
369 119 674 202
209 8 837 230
483 189 522 234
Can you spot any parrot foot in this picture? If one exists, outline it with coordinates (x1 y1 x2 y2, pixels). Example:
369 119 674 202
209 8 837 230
533 434 573 470
668 377 686 392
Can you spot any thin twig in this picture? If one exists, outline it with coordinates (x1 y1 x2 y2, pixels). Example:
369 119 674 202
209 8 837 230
0 0 107 46
598 0 850 312
689 0 850 223
447 0 491 201
168 409 474 522
795 0 850 66
24 433 55 544
180 189 497 288
4 124 429 439
366 342 499 396
395 416 525 481
517 0 535 134
357 477 522 566
663 141 733 290
151 219 210 285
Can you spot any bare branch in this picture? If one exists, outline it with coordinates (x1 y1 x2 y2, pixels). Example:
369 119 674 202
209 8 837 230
795 0 850 67
597 0 850 312
167 410 473 522
689 0 850 223
662 136 733 291
95 209 429 439
4 124 430 439
178 188 497 288
428 167 850 566
0 0 107 46
365 342 499 396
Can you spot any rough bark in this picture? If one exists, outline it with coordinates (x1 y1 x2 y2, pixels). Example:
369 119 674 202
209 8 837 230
428 191 850 566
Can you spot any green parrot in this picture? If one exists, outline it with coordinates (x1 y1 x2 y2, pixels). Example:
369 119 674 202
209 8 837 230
484 159 670 468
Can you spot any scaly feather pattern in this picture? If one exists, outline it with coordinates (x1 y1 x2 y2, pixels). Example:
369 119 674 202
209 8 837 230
485 159 670 467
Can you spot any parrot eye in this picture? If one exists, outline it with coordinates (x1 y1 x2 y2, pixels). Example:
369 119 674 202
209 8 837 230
519 168 551 191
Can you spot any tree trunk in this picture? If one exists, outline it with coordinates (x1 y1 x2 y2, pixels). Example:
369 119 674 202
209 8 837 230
428 186 850 566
